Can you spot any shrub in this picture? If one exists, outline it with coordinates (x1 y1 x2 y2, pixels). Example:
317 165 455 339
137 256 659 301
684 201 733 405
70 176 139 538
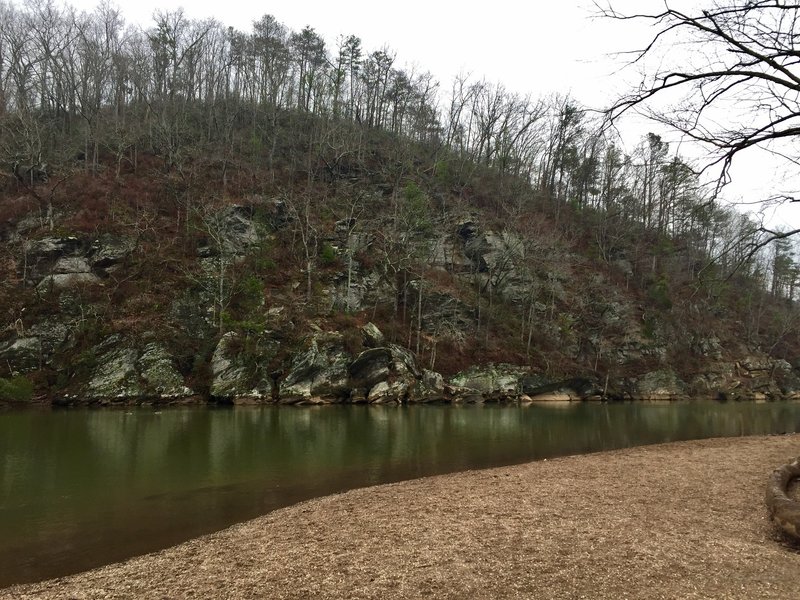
647 276 673 310
402 182 433 235
0 376 34 402
320 242 338 265
238 274 264 307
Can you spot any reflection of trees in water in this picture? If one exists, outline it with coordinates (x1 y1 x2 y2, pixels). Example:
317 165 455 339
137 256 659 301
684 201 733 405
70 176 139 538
72 403 800 495
86 410 189 461
4 402 800 579
7 402 800 515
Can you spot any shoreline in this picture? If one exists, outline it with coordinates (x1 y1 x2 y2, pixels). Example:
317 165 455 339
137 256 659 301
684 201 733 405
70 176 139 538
6 393 800 409
4 435 800 599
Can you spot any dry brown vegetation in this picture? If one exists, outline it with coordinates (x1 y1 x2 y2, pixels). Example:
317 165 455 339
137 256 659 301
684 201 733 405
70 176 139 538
1 1 799 395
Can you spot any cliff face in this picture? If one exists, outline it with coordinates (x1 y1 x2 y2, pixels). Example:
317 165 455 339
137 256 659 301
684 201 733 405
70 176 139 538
1 172 798 406
0 0 798 407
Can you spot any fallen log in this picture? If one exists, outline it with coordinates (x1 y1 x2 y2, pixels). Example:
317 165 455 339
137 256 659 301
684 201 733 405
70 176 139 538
766 457 800 539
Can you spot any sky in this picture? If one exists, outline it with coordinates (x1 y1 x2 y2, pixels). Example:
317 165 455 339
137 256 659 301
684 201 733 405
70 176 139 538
83 0 638 103
63 0 799 231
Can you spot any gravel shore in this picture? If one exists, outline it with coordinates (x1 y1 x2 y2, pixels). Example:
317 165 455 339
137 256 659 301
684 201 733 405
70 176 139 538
4 435 800 599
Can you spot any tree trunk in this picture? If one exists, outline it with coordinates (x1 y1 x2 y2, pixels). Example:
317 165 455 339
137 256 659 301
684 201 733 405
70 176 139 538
416 277 423 355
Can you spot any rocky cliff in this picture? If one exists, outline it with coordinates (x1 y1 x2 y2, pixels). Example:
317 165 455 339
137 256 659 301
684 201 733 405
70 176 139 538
1 191 798 406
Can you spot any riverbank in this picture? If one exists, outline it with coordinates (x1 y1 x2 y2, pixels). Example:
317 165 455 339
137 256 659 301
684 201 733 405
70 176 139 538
4 435 800 599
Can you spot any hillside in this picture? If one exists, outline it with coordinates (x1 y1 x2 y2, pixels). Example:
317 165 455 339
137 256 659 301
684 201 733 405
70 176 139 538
0 2 799 405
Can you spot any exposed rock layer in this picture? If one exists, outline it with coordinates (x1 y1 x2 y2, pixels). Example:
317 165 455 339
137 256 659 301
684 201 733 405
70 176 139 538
3 209 799 406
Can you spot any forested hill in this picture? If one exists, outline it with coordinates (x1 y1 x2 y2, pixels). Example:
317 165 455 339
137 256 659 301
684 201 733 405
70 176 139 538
0 2 798 405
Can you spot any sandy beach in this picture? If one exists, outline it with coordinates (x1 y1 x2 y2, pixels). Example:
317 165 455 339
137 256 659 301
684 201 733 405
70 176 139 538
4 435 800 599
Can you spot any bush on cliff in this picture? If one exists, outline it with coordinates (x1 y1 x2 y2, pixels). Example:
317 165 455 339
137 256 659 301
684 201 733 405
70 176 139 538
0 376 34 402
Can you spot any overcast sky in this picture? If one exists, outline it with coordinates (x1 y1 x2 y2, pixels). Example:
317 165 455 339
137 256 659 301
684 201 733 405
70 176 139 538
76 0 641 104
64 0 798 230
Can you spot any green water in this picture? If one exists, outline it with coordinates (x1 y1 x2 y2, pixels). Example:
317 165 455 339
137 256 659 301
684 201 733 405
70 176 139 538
2 401 800 587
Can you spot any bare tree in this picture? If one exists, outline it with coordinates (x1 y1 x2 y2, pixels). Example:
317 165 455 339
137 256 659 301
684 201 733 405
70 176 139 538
283 191 320 303
600 1 800 224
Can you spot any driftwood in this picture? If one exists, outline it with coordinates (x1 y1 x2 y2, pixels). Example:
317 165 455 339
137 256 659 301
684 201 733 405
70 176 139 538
766 457 800 539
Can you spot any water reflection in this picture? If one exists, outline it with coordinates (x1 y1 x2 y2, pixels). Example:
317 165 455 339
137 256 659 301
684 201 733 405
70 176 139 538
1 401 800 587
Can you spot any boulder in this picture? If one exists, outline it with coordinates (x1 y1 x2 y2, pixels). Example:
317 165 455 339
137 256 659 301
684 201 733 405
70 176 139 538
52 256 91 274
520 374 555 395
361 322 385 348
0 320 70 374
347 343 425 403
453 219 531 300
415 369 445 402
198 205 261 257
170 288 217 337
23 236 87 285
23 234 133 289
776 368 800 398
139 342 193 398
210 332 249 399
386 343 421 378
89 234 135 271
349 347 392 388
456 219 480 244
449 364 528 395
443 384 486 404
0 336 41 373
613 335 668 365
429 234 473 273
85 336 192 402
740 356 773 374
222 205 260 252
279 333 350 402
210 332 274 402
725 356 800 399
86 346 142 400
633 370 688 400
418 288 474 335
521 377 598 402
766 458 800 541
264 198 292 229
367 380 409 403
459 226 526 297
331 270 389 314
689 372 732 399
37 272 100 291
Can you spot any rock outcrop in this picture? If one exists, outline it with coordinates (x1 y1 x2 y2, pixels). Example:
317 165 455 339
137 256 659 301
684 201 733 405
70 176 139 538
521 377 600 402
279 332 351 403
82 336 193 403
449 364 528 398
210 331 278 403
349 343 421 404
23 235 134 290
632 370 688 401
0 336 41 373
0 320 70 373
197 205 262 257
3 217 799 406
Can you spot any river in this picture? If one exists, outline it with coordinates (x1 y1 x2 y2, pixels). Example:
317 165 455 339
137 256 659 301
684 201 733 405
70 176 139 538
2 401 800 587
